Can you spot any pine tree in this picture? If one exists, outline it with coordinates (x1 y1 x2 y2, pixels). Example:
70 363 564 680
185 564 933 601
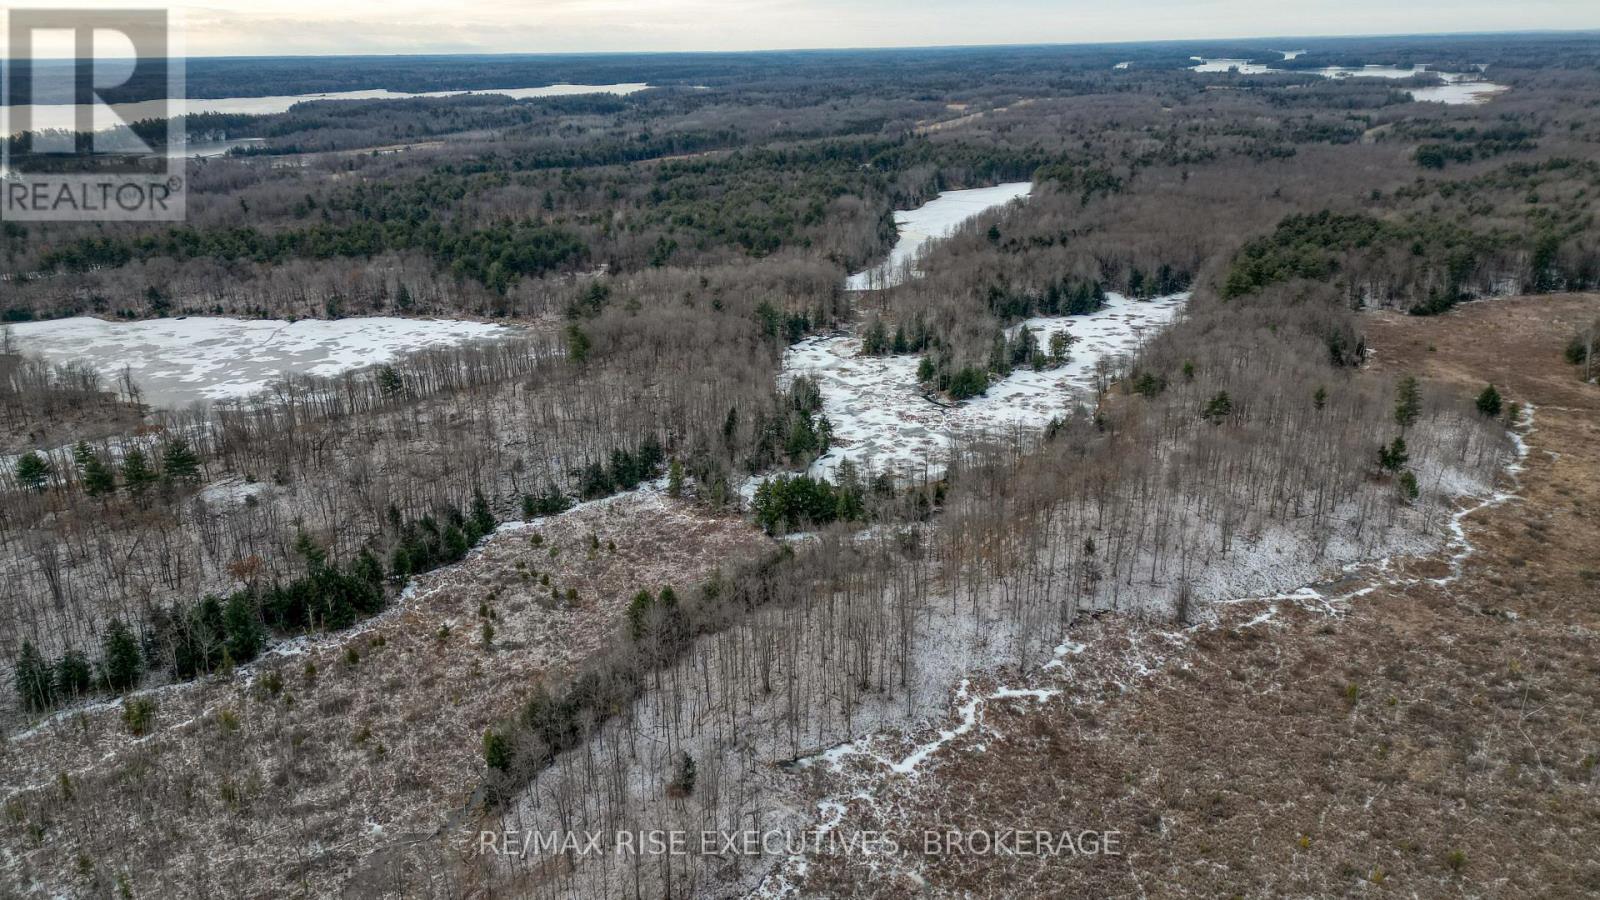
101 619 144 692
1475 384 1503 418
13 641 54 711
1378 436 1410 473
1394 376 1421 430
81 453 116 497
1397 470 1420 503
161 438 201 483
121 447 157 497
1202 391 1234 423
54 650 93 699
375 365 405 398
222 593 266 663
483 729 513 771
14 452 51 492
667 459 685 498
470 489 496 538
564 323 591 364
73 441 96 470
862 318 889 356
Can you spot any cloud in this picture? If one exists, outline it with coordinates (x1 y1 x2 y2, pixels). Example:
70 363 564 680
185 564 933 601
162 0 1600 56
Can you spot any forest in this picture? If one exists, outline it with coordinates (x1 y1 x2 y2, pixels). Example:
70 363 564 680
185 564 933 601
1 31 1597 900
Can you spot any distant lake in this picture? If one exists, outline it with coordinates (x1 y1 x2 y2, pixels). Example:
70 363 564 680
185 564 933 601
1188 58 1506 105
2 83 650 137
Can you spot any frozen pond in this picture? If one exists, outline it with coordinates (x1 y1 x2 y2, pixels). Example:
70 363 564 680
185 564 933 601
1188 58 1506 104
846 182 1032 290
1190 57 1280 75
3 83 650 137
1407 82 1510 105
780 291 1188 484
7 316 511 408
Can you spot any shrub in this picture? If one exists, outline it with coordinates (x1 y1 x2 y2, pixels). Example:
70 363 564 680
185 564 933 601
123 697 157 736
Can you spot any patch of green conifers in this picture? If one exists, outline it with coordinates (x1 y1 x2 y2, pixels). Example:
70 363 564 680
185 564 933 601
1223 200 1595 315
13 493 497 714
37 219 585 295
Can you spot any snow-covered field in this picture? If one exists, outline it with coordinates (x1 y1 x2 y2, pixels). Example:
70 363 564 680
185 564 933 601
782 291 1187 483
845 182 1033 290
8 315 512 408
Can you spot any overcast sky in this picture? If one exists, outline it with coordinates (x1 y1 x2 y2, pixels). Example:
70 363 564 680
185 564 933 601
16 0 1600 56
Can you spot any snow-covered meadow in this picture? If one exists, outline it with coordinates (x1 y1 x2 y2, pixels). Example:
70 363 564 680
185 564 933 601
845 182 1033 290
782 291 1188 483
7 315 512 408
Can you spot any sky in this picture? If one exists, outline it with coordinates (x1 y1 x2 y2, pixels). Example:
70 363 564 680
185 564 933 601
9 0 1600 56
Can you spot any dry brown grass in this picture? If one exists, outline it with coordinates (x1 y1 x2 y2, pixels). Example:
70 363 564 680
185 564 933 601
0 491 771 899
790 293 1600 898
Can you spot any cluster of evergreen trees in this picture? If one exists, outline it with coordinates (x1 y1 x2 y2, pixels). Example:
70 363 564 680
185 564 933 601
576 436 666 500
37 219 585 295
11 439 201 496
983 276 1106 320
860 316 933 356
12 620 142 713
736 378 833 476
13 494 496 713
389 491 498 580
750 460 870 533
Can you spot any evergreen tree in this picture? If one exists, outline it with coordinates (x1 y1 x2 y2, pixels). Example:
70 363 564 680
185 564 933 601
161 438 202 483
1397 470 1420 503
1048 331 1072 362
1394 376 1421 430
120 447 157 497
1475 384 1503 418
375 364 405 398
1378 436 1410 473
669 751 697 796
101 619 144 692
13 641 54 712
862 318 889 356
483 729 513 771
1313 386 1328 411
223 593 266 663
564 323 591 364
470 489 496 538
14 452 51 492
1203 392 1234 423
667 459 685 498
81 453 116 497
54 650 93 699
443 525 469 561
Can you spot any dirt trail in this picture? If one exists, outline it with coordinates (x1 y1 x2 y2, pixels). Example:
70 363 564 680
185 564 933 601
787 293 1600 898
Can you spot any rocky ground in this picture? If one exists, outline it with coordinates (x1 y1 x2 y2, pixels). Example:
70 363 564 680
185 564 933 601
776 293 1600 898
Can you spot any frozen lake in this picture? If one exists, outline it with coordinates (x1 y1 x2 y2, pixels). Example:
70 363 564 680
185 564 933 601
1188 58 1506 104
6 316 511 408
846 182 1033 290
2 83 650 137
780 291 1188 483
